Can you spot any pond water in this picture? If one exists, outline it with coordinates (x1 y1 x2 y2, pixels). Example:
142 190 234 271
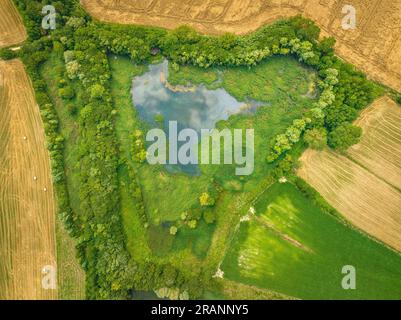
131 60 264 174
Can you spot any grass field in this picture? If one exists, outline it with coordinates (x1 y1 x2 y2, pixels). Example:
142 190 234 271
221 182 401 299
171 56 316 185
0 59 57 299
0 0 26 48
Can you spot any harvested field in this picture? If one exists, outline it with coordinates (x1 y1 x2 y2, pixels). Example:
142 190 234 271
298 149 401 252
0 60 57 299
348 96 401 190
81 0 401 92
0 0 27 48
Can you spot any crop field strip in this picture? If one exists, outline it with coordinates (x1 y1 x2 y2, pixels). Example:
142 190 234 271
0 0 27 48
0 60 57 299
81 0 401 93
298 148 401 253
347 96 401 191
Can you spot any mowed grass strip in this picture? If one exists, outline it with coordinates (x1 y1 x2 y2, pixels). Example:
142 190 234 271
221 183 401 299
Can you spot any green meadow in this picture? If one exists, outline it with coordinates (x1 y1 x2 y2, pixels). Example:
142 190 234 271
221 182 401 299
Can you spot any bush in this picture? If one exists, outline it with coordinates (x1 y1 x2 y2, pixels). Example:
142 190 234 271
0 48 17 60
66 103 78 116
304 128 327 150
199 192 215 207
58 86 75 100
328 123 362 151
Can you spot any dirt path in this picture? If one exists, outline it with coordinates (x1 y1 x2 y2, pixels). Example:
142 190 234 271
81 0 401 93
0 59 57 299
0 0 27 48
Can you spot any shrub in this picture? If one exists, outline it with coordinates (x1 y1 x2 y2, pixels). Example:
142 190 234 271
328 123 362 151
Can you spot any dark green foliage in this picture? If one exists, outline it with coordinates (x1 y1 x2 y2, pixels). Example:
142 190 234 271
294 177 338 217
317 37 336 54
272 154 296 178
395 94 401 105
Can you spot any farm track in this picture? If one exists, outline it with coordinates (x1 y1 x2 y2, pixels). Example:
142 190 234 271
0 60 57 299
81 0 401 92
0 0 27 48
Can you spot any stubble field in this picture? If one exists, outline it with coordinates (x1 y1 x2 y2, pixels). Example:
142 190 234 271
0 0 26 48
80 0 401 93
0 60 57 299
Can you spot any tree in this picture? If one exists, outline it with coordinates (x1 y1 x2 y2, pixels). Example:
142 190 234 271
90 84 105 99
188 220 197 229
0 48 17 60
58 86 74 100
318 37 336 54
66 60 80 79
304 128 327 150
395 94 401 106
328 123 362 151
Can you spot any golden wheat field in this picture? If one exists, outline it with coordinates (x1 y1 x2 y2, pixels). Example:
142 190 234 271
0 0 27 48
0 59 57 299
347 96 401 191
298 122 401 251
80 0 401 92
